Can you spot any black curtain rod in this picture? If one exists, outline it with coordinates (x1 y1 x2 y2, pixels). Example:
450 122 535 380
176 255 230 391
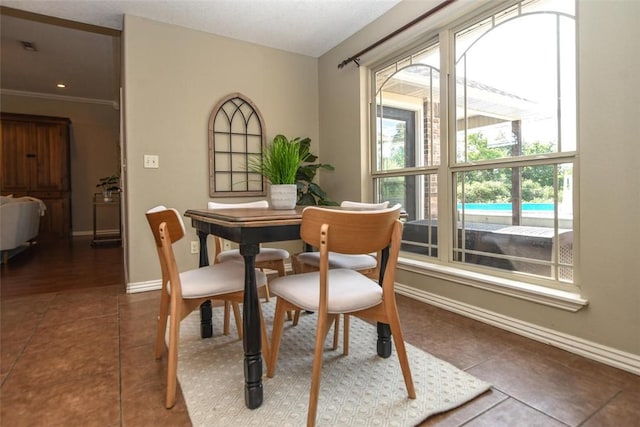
337 0 456 69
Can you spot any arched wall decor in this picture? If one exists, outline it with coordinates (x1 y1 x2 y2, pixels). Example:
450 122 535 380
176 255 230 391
208 93 266 197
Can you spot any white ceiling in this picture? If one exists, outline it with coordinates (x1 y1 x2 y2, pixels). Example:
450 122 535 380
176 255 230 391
0 0 403 102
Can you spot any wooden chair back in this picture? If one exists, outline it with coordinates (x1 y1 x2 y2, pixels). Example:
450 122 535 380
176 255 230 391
300 204 401 256
145 207 185 247
145 207 186 299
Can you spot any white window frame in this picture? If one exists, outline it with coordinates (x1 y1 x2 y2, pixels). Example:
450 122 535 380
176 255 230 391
369 0 585 311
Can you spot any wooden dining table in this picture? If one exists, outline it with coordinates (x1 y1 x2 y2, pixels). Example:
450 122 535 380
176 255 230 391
183 206 394 410
184 206 304 409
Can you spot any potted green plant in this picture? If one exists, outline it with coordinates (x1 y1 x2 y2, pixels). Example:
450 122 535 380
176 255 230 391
249 135 305 209
295 137 337 206
96 175 120 202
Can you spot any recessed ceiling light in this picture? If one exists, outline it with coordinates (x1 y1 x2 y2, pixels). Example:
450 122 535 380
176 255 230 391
21 41 37 52
56 83 67 88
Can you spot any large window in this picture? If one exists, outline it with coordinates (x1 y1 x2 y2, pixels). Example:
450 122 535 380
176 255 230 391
372 0 576 288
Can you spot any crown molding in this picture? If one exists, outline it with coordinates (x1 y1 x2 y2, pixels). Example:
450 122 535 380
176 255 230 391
1 88 118 109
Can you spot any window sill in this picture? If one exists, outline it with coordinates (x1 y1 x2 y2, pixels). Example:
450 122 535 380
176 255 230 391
397 257 588 312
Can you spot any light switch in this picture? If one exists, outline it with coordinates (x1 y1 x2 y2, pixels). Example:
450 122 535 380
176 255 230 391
144 154 159 169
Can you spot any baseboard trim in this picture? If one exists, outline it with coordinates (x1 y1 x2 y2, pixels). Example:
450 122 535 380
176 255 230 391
71 228 120 237
395 284 640 376
127 280 161 293
72 229 119 237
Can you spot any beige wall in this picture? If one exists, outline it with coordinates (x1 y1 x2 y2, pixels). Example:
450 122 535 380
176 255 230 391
318 0 640 359
123 15 318 284
122 1 638 362
0 94 120 233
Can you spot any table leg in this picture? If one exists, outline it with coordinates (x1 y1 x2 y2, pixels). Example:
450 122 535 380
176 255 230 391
377 322 392 358
197 231 210 268
197 231 213 339
377 246 392 358
200 301 213 339
240 243 263 409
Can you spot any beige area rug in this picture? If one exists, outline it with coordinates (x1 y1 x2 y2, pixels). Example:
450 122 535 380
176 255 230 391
173 301 491 426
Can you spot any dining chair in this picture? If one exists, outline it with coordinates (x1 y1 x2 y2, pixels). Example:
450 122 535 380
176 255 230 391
267 204 415 427
291 201 390 328
207 200 292 332
294 200 390 278
145 205 271 409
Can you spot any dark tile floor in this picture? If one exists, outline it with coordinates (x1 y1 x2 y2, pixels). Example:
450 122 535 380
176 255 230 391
1 237 638 426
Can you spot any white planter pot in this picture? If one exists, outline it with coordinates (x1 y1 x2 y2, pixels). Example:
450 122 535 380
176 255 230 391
270 184 297 210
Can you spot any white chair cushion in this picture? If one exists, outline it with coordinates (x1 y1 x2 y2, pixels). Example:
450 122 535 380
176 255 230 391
217 247 290 263
146 205 167 213
176 261 267 299
269 269 382 313
296 251 376 270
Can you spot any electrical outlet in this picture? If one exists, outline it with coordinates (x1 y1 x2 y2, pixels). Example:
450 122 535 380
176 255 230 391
143 154 159 168
190 241 199 254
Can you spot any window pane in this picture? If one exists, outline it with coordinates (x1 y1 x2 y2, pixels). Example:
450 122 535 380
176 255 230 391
375 63 397 93
377 107 415 170
375 42 440 172
559 15 577 152
377 175 413 214
454 163 573 281
412 46 440 68
376 174 439 258
455 12 576 163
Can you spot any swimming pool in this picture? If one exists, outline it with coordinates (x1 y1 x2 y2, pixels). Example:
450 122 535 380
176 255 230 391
458 203 554 212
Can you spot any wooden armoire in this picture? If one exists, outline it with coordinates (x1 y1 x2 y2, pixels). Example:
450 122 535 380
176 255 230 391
1 113 72 238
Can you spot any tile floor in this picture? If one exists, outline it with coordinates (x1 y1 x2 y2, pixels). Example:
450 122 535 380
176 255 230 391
1 237 638 426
